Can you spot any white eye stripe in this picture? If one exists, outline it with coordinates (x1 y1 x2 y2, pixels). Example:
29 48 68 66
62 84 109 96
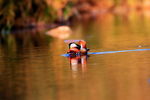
70 43 78 48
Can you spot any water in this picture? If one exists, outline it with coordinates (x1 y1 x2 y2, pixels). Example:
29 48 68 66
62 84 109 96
0 12 150 100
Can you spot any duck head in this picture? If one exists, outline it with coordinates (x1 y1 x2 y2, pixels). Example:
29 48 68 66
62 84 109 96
67 43 81 55
69 42 81 49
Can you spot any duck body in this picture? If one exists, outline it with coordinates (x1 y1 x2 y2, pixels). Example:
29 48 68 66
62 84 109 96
67 47 80 56
67 40 90 56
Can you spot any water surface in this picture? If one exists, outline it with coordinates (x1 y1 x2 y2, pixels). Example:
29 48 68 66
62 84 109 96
0 13 150 100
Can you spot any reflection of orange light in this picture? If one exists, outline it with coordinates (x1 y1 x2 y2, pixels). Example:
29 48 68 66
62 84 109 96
68 55 88 72
46 26 72 39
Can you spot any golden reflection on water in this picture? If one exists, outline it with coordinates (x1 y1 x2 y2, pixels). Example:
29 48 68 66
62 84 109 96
0 12 150 100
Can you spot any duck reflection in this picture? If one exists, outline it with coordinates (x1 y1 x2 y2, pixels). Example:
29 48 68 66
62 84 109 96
68 55 89 73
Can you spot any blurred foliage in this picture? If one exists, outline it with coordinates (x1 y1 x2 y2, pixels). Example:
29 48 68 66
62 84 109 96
0 0 149 33
0 0 58 32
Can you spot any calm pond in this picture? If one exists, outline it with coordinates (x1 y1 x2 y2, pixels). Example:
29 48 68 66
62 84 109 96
0 12 150 100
